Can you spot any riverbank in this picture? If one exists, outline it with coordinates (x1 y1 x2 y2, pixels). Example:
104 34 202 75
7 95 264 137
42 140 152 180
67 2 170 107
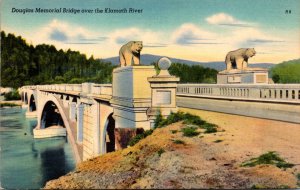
0 100 22 107
44 109 300 189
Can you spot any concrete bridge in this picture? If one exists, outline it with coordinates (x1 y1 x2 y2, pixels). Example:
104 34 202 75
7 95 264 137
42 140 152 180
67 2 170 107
19 65 300 163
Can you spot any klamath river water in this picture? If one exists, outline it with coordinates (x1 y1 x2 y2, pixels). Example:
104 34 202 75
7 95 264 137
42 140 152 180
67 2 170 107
0 107 75 189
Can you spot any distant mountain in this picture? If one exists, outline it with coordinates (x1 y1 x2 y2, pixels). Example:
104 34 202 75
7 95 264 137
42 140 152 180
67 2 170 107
103 54 275 71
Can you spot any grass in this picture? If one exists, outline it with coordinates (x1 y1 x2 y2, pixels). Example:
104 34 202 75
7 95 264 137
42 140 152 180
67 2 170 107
251 184 290 189
297 173 300 187
157 148 165 157
241 151 294 169
129 111 218 147
213 139 223 143
172 139 185 144
251 184 266 189
128 129 154 146
155 111 218 134
181 127 200 137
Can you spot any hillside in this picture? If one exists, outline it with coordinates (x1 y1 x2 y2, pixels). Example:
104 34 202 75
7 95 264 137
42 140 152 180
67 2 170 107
270 59 300 83
104 54 275 71
1 31 115 88
44 110 300 189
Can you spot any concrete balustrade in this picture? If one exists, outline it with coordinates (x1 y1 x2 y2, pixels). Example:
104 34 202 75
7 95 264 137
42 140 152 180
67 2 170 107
73 84 82 92
22 83 113 97
66 85 73 91
86 84 112 95
94 84 112 95
177 84 300 103
82 83 92 94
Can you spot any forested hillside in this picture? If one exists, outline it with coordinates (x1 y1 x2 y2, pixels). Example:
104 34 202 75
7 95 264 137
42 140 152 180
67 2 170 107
168 63 217 83
1 31 115 88
271 59 300 83
1 31 218 88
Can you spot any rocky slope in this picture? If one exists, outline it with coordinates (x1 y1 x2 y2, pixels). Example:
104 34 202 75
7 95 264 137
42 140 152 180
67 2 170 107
44 119 299 189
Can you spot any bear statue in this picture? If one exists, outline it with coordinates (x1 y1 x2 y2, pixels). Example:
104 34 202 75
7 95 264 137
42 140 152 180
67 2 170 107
119 41 143 67
225 48 256 70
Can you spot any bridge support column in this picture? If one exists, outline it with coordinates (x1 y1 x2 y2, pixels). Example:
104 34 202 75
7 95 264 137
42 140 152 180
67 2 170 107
77 104 84 143
63 95 69 108
69 102 77 121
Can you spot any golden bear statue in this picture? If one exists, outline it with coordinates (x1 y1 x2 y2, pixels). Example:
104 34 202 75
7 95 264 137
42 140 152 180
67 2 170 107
225 48 256 70
119 41 143 67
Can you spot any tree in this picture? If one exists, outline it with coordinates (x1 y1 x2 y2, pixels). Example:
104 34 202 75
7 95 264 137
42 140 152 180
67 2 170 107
271 59 300 83
1 31 117 88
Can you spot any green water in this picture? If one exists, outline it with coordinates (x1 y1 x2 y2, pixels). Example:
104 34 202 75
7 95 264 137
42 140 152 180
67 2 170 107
0 107 75 189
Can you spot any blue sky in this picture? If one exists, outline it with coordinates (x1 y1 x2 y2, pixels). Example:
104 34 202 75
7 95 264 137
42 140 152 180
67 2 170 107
1 0 300 63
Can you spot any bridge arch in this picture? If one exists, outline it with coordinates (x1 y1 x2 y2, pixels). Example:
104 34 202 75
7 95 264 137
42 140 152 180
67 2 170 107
102 113 115 153
29 94 36 112
38 94 70 130
24 92 28 105
40 101 65 129
37 93 81 163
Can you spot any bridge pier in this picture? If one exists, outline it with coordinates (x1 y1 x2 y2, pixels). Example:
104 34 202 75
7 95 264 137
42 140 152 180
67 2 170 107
69 102 77 121
76 104 84 143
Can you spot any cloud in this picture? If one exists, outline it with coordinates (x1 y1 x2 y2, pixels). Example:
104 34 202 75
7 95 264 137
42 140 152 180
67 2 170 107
50 29 68 41
223 28 285 48
206 13 253 27
247 39 285 43
109 27 162 45
37 19 105 44
171 23 217 45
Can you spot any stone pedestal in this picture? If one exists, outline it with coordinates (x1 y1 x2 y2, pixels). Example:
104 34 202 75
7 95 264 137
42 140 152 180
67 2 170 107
217 69 268 84
147 76 179 127
110 66 156 130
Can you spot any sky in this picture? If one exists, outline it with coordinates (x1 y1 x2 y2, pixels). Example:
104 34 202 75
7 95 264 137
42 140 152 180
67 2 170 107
1 0 300 63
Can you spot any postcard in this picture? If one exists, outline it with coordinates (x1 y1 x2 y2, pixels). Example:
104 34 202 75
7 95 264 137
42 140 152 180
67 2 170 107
1 0 299 189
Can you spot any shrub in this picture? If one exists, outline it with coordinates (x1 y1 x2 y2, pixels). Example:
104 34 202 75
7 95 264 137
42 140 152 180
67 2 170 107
297 173 300 187
251 184 266 189
182 113 206 125
157 148 165 157
201 123 218 133
170 130 178 134
128 129 154 146
204 127 218 133
154 111 164 128
155 111 217 129
241 151 294 169
182 127 200 137
4 90 21 100
214 139 223 143
172 139 185 144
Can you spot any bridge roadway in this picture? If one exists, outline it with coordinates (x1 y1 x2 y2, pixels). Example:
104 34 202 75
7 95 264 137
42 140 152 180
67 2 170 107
19 82 300 163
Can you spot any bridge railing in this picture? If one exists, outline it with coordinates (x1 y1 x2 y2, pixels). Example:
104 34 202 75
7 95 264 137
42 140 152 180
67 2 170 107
22 83 113 96
91 84 112 96
177 84 300 103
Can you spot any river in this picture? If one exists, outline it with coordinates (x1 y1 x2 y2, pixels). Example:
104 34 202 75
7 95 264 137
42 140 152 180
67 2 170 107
0 107 75 189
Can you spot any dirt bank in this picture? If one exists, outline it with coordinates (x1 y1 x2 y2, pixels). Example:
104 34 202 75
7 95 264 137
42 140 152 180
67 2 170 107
44 109 300 189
